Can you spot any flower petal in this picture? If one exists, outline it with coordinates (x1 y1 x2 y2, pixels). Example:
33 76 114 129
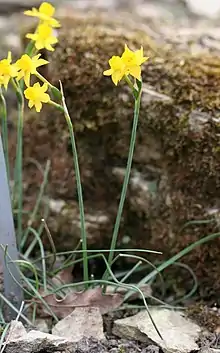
24 9 38 17
112 72 122 86
42 83 48 92
103 69 113 76
35 101 42 112
28 100 34 109
41 93 50 103
128 66 141 80
39 2 55 16
24 72 31 87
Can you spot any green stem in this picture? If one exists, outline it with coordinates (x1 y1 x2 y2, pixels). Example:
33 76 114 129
124 75 134 91
36 72 62 101
13 82 24 249
35 72 53 88
0 89 9 181
59 82 89 287
20 160 51 251
48 100 64 112
106 90 142 271
25 40 35 56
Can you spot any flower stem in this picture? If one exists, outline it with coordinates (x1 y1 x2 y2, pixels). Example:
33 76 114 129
35 72 52 87
104 89 142 277
36 72 62 101
59 82 89 287
124 75 134 91
48 100 64 112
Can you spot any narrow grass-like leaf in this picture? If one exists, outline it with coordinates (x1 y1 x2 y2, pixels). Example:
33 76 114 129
21 159 50 250
59 81 88 286
125 231 220 301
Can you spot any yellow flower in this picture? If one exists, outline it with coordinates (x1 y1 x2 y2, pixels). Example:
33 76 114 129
103 45 148 85
24 2 60 28
121 44 148 80
26 23 58 51
103 56 126 86
24 82 50 112
0 52 18 89
15 54 49 87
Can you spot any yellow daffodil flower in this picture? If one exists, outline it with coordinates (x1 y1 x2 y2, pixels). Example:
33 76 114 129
26 23 58 51
103 56 126 86
103 45 148 85
121 44 148 80
15 54 49 87
24 82 50 112
24 2 60 28
0 52 18 89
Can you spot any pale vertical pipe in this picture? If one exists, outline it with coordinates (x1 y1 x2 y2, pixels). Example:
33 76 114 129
0 134 23 321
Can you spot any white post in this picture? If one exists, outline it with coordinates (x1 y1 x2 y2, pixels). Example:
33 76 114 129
0 134 23 320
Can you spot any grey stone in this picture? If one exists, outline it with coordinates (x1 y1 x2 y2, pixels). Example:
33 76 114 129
52 307 105 342
113 308 201 353
5 330 73 353
6 320 27 341
185 0 220 18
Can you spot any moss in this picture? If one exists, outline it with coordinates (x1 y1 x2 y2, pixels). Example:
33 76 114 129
12 14 220 298
187 303 220 332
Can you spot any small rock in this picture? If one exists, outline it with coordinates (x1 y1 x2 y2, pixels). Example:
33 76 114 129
52 307 105 342
5 330 73 353
185 0 220 18
6 320 27 341
113 308 201 353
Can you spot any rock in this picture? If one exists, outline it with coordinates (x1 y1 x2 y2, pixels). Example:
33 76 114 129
52 307 105 342
113 308 201 353
5 329 73 353
185 0 220 18
9 9 220 298
6 320 27 341
0 0 56 14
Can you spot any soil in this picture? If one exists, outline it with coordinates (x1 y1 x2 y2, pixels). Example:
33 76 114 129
68 337 161 353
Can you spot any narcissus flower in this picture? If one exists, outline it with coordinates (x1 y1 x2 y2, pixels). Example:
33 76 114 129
24 82 50 112
15 54 49 87
103 45 148 85
26 23 58 51
121 44 148 80
0 52 18 89
24 2 60 28
103 56 126 86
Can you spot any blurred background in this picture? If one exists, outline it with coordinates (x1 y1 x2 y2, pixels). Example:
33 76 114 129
1 0 220 52
1 0 220 114
2 0 220 18
1 0 220 51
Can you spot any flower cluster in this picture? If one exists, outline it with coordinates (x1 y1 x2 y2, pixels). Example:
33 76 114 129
24 2 59 52
103 44 148 85
0 1 147 112
0 2 60 112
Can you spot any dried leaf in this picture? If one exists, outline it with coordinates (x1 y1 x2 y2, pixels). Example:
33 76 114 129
51 266 74 289
34 287 124 319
